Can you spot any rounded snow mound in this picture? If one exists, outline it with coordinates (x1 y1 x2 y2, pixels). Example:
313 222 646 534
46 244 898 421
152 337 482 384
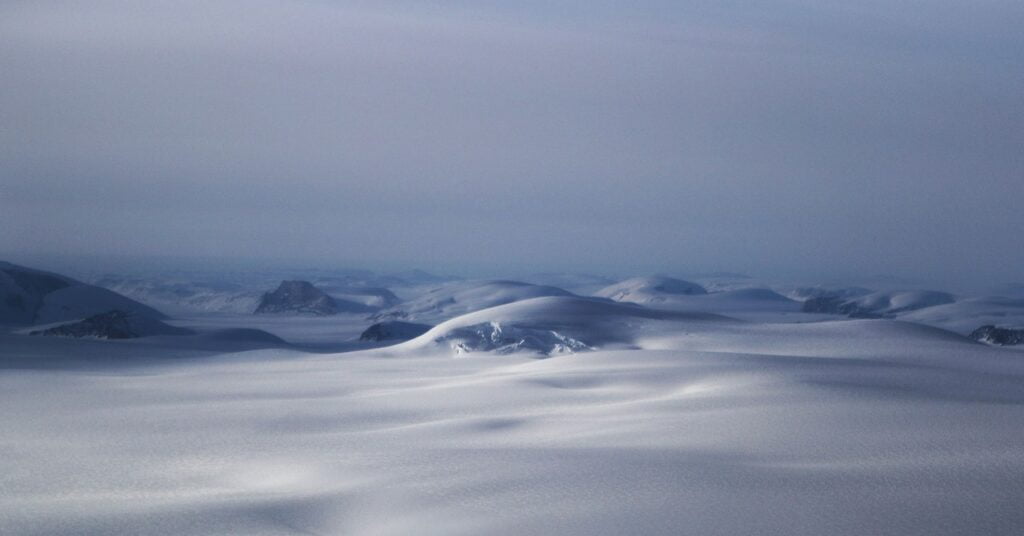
372 280 575 322
393 296 730 357
594 276 707 304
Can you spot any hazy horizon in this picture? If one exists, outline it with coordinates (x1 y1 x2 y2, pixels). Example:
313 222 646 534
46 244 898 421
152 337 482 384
2 1 1022 289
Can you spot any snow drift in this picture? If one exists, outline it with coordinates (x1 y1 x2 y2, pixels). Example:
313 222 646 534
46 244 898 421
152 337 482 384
394 296 732 356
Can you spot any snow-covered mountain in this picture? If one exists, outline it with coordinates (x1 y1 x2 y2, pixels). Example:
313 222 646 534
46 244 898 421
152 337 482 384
1 261 167 325
92 276 263 315
254 280 369 315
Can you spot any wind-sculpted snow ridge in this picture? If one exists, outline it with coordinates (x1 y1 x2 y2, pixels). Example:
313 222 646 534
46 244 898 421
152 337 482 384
393 296 733 357
370 280 575 323
0 261 167 325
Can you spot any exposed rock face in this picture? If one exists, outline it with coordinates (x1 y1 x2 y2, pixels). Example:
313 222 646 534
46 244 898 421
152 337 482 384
30 310 191 339
801 296 883 318
359 321 432 342
970 325 1024 346
801 290 955 318
434 321 594 356
254 281 338 315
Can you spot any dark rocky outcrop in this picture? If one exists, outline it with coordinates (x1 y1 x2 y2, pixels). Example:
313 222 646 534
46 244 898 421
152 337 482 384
254 281 338 316
360 321 432 342
800 290 954 319
30 310 191 339
801 296 882 317
970 325 1024 346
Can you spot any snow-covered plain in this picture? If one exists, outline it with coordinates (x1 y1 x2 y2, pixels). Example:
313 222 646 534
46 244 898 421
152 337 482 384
4 272 1024 535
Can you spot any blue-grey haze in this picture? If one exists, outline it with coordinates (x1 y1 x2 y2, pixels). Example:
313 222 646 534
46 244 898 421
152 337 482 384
1 1 1021 286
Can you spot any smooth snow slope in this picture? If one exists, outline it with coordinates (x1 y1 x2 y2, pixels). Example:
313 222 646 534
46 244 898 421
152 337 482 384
392 296 732 356
898 296 1024 335
3 315 1024 535
594 275 707 303
596 276 798 316
373 280 575 322
1 261 167 324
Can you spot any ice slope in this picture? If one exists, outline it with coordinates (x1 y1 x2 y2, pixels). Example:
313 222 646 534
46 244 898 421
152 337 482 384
393 296 732 356
372 280 575 322
3 316 1024 535
1 261 167 325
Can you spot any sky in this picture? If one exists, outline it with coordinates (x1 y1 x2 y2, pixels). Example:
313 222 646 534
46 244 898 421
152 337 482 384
1 0 1022 285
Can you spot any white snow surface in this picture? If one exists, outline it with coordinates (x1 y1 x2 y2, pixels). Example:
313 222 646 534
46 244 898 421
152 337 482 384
4 299 1024 535
372 279 575 322
393 296 731 356
595 276 799 317
898 296 1024 335
594 275 708 303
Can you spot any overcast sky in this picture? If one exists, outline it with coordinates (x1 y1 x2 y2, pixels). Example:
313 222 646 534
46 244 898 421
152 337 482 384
1 1 1021 285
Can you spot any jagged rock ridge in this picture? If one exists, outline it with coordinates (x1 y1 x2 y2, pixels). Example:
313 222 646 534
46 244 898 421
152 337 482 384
970 325 1024 346
254 281 339 316
359 321 432 342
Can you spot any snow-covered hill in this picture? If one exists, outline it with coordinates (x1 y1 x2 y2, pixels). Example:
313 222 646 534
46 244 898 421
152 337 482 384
803 289 956 317
393 296 732 356
372 280 576 322
594 277 799 316
594 276 707 303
